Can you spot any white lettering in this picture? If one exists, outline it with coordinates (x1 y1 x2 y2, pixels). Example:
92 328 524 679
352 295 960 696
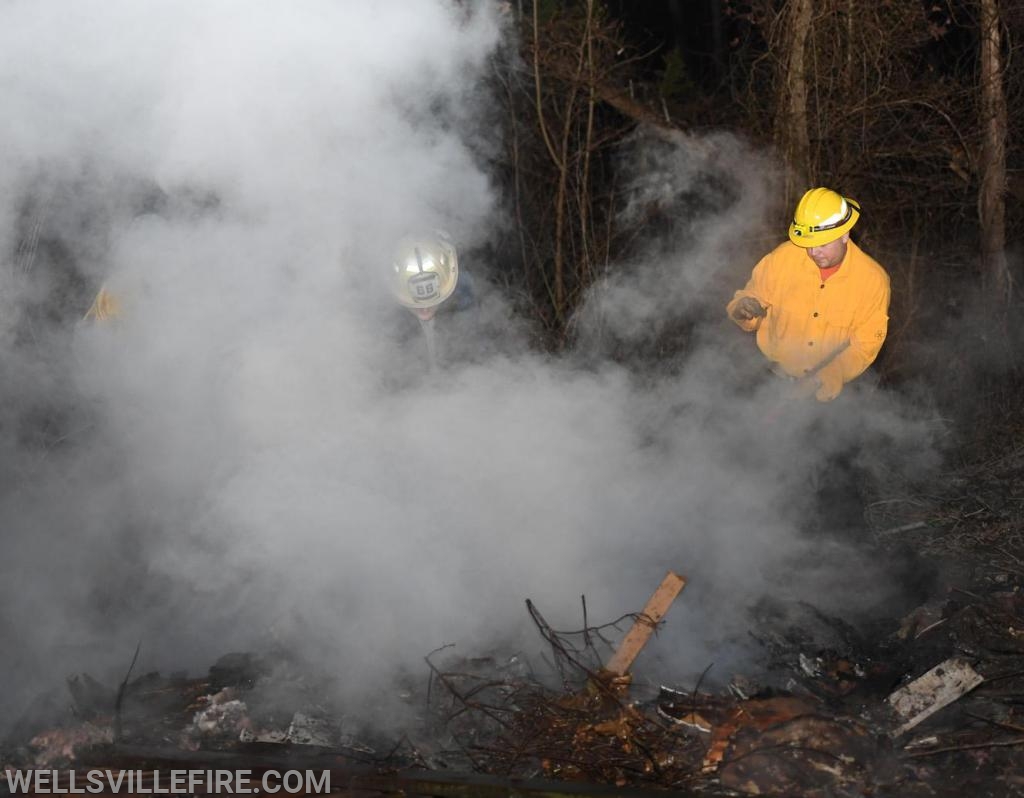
87 771 105 793
67 770 86 794
306 771 331 794
4 771 32 793
1 768 335 795
36 771 53 793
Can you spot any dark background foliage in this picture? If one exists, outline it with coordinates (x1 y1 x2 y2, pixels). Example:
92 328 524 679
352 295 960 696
489 0 1022 460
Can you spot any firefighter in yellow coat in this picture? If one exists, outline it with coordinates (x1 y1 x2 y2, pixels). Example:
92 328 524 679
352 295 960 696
726 187 890 402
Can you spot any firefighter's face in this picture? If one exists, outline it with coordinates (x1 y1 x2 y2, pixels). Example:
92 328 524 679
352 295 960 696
411 306 437 321
806 234 849 269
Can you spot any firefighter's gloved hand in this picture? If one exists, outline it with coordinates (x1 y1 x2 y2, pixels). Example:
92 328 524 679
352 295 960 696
731 297 767 321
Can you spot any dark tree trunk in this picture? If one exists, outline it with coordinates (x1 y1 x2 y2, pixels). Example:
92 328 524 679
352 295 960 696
978 0 1011 306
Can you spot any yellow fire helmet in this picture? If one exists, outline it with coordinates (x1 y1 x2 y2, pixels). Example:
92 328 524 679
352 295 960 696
788 187 860 248
388 232 459 309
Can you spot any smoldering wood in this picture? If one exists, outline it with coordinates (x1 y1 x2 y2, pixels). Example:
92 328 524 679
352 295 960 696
604 571 687 676
12 511 1024 798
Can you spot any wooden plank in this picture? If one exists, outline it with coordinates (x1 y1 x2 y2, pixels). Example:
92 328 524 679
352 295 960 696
604 571 687 676
887 657 984 736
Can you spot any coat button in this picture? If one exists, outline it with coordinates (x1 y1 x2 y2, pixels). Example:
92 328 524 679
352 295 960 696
813 312 819 317
820 284 825 289
808 341 814 346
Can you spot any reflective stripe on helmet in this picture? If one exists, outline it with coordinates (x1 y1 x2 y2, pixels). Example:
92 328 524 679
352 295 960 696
792 198 859 236
788 189 860 247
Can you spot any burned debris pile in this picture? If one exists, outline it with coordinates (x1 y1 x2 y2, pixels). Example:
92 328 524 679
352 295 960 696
1 600 1023 796
5 449 1024 796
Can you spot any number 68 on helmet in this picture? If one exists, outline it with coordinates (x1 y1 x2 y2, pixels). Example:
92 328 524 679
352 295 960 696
387 232 459 310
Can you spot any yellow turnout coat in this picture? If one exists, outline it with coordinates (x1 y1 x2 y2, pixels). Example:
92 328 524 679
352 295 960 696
726 240 890 401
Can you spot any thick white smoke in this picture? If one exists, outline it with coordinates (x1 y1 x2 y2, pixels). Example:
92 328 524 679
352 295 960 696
0 0 941 734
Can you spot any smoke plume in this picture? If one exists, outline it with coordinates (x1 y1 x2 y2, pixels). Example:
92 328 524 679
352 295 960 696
0 0 941 734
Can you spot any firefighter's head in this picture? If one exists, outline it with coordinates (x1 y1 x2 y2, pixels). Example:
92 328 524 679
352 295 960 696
788 187 860 269
788 187 860 247
387 232 459 321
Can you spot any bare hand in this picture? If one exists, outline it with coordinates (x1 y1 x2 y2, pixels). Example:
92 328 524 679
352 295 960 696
732 296 766 321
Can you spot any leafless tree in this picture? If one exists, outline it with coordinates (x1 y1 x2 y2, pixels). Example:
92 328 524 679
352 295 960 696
977 0 1011 306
